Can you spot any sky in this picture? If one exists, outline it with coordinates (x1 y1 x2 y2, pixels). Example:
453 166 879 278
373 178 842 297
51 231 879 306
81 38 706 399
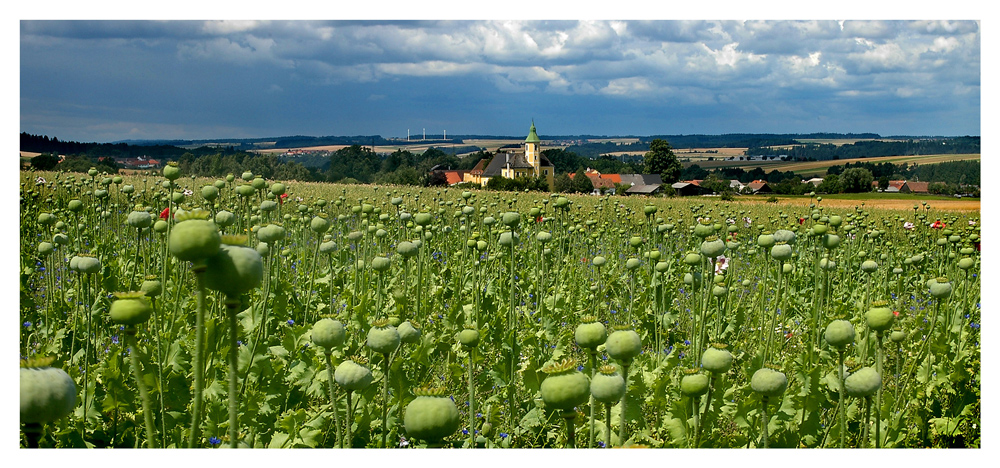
16 4 987 143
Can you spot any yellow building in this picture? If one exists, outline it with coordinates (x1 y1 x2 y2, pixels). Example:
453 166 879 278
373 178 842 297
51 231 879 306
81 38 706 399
464 121 555 190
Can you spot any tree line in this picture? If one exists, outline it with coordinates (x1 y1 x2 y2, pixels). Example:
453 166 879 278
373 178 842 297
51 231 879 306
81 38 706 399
746 137 980 160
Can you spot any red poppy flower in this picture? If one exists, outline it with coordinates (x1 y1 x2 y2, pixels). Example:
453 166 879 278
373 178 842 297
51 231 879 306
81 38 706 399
159 207 170 220
785 331 794 339
931 220 945 229
798 217 805 225
536 216 543 223
279 193 289 205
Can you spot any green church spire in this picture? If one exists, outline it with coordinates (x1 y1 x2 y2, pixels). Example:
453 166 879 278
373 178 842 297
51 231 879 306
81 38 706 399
525 120 540 144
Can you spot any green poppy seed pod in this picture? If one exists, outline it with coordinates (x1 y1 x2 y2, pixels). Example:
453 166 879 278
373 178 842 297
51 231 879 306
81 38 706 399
74 256 102 275
169 219 221 262
361 203 374 214
575 321 607 349
335 360 373 391
693 221 715 238
122 185 134 194
958 257 975 270
819 257 836 271
959 247 975 256
371 256 391 273
890 330 907 343
537 231 552 243
461 205 475 216
825 320 855 348
590 369 626 404
643 205 657 216
255 242 270 257
701 346 733 374
250 177 266 190
476 240 487 251
625 258 641 270
259 200 278 212
742 279 752 287
396 241 418 258
541 368 590 410
234 184 254 197
67 199 83 212
865 304 894 332
201 243 261 297
648 250 662 261
683 252 703 266
482 216 495 226
757 233 775 248
751 368 788 398
861 260 878 273
929 277 952 299
844 367 881 398
20 365 76 424
700 237 726 258
592 256 607 267
629 236 644 248
162 163 181 181
404 392 460 443
770 243 793 261
139 278 162 297
319 241 337 254
367 324 400 355
214 210 235 228
256 224 286 244
829 215 842 227
127 211 153 229
498 231 519 247
457 328 480 348
774 229 796 244
821 233 841 250
681 373 710 397
312 318 346 350
201 185 219 201
712 284 728 297
605 329 642 363
37 242 55 256
270 183 286 196
414 212 432 226
501 211 520 227
782 263 793 274
109 294 152 326
812 223 828 235
310 216 330 233
37 212 56 226
655 261 669 273
683 271 702 289
153 220 168 233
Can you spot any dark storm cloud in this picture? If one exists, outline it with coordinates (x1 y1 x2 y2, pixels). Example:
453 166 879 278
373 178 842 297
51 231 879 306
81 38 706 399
20 19 980 142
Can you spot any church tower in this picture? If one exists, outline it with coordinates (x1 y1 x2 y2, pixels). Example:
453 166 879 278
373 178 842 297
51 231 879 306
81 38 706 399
525 120 541 176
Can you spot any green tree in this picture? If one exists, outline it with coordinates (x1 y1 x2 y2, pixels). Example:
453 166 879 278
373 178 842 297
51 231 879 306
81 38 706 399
572 167 594 193
554 173 574 193
30 153 60 171
839 167 874 193
878 176 890 192
643 139 682 183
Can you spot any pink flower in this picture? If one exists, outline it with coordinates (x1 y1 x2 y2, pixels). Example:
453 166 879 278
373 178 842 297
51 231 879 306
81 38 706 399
903 222 915 230
715 255 729 275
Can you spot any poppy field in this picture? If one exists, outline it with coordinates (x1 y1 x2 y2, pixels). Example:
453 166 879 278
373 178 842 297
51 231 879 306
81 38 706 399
18 166 981 448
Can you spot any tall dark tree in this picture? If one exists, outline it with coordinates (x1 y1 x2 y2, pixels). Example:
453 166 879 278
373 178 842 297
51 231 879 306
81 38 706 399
643 139 682 183
572 167 594 193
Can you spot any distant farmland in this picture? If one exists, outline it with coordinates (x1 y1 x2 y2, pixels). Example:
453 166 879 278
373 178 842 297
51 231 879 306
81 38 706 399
683 153 981 177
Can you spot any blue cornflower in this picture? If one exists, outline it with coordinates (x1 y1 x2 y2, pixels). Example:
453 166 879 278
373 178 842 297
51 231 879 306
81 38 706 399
23 321 31 328
209 436 222 446
684 339 691 346
287 319 295 326
111 336 119 345
500 432 509 439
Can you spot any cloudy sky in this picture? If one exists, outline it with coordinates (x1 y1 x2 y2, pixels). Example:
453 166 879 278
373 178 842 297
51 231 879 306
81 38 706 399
17 5 985 143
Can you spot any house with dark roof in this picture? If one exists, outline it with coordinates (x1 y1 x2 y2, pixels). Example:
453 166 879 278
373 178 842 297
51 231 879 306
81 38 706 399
464 121 555 190
619 173 663 195
671 181 709 196
566 168 622 194
747 180 773 194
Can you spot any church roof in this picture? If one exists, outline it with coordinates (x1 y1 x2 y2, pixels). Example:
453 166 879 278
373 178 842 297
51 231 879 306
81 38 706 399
481 150 553 177
525 121 540 144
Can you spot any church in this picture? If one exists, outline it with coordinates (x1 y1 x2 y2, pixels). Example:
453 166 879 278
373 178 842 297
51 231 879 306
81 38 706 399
464 121 555 190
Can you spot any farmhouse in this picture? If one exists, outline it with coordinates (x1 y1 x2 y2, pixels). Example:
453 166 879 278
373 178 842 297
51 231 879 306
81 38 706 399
746 180 773 194
671 181 709 196
567 168 621 194
621 173 663 195
464 121 555 190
